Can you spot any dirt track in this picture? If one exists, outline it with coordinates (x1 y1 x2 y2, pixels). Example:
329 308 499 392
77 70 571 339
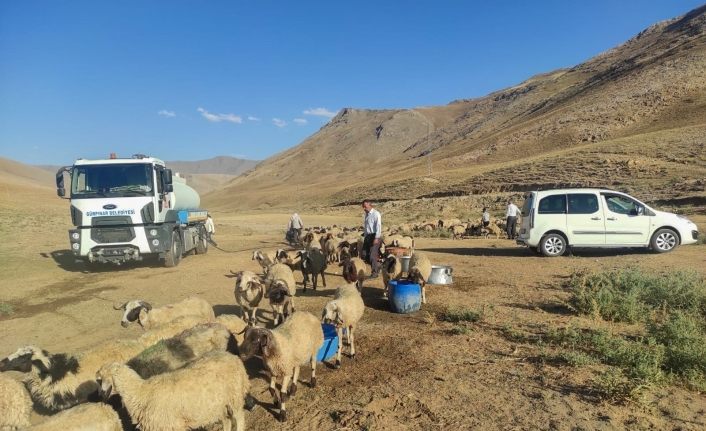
1 210 705 430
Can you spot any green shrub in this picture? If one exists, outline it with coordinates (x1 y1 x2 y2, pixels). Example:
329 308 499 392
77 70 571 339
438 307 482 323
592 368 648 403
648 312 706 377
568 268 706 323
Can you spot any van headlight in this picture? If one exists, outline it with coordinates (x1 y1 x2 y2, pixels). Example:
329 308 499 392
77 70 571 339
152 239 160 246
71 232 80 241
72 243 80 250
149 229 158 236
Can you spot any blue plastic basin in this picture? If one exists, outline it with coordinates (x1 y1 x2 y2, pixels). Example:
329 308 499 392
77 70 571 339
317 323 339 362
388 280 422 313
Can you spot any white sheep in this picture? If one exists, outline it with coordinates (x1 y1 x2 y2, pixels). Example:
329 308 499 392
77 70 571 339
136 314 214 347
321 284 365 369
390 235 415 251
449 224 466 240
407 252 432 304
0 339 144 411
264 263 297 325
214 314 249 347
340 257 369 292
381 254 403 297
323 234 341 263
252 250 277 275
97 350 250 431
127 322 232 379
231 270 265 326
0 373 31 431
28 403 122 431
114 296 215 330
240 311 323 422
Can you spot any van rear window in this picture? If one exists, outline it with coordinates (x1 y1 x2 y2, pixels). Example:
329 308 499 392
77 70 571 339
521 194 534 217
538 194 566 214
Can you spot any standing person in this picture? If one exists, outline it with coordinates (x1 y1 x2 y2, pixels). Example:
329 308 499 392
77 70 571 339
505 199 521 239
288 212 304 244
362 199 382 278
482 207 491 228
205 214 216 245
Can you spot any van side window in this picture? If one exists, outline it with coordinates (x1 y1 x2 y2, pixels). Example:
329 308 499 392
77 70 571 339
568 193 599 214
538 194 566 214
604 195 640 215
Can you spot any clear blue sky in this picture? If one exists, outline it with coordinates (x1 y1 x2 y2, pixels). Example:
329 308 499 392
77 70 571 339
1 0 703 166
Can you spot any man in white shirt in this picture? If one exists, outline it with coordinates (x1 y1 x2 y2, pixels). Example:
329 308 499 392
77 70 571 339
288 213 304 244
482 207 490 227
362 199 382 278
505 199 521 239
205 214 216 245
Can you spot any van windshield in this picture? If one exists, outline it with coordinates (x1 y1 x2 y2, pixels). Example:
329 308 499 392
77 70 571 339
71 164 154 198
521 193 534 217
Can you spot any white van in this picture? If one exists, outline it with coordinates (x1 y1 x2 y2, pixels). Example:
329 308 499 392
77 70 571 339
516 189 699 256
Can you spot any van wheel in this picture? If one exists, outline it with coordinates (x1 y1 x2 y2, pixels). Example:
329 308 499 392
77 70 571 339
164 230 182 267
651 228 679 253
540 234 567 257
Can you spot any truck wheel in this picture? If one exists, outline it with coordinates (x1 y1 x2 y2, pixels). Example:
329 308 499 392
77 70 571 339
195 232 208 254
164 230 182 267
650 228 679 253
540 233 567 257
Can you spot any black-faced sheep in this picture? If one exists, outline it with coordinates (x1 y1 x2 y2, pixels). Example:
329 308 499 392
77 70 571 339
381 254 403 297
231 270 265 326
321 284 365 369
97 351 250 431
340 257 369 292
0 340 144 411
114 296 215 330
296 248 327 292
239 311 323 422
406 252 432 304
264 263 297 326
0 373 31 430
28 403 122 431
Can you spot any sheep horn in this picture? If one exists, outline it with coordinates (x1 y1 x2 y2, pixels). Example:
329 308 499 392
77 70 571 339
113 301 128 310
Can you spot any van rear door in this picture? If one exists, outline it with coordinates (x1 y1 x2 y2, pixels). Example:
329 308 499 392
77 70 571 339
519 192 535 239
566 193 605 245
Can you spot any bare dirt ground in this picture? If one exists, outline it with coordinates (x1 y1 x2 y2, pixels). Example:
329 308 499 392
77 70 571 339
1 200 705 430
0 203 706 430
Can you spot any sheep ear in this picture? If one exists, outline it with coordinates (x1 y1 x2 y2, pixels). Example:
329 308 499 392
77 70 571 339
139 301 152 311
260 332 272 357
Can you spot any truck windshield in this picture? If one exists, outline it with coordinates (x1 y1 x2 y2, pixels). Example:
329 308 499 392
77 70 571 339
71 164 154 198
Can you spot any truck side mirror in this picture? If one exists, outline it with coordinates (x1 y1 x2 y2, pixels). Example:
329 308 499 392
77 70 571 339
56 166 71 199
163 169 174 193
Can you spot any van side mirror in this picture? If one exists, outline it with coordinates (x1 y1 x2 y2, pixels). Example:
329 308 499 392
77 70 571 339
637 206 644 216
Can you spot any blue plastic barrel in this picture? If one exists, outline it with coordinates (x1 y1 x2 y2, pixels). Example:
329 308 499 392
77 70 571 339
317 323 339 362
388 280 422 313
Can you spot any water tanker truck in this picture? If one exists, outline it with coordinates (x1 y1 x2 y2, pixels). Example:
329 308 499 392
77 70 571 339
55 154 210 266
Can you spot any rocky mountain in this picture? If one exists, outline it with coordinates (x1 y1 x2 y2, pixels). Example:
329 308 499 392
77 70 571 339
207 5 706 215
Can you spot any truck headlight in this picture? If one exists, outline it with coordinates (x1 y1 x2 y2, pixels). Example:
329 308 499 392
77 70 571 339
71 232 80 241
152 239 160 246
72 243 80 250
149 229 158 236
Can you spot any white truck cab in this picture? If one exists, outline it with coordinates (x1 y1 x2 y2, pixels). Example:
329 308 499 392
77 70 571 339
516 188 699 256
56 154 210 266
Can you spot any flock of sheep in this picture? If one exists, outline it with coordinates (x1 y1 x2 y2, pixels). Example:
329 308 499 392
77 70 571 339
0 221 430 430
0 218 478 430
